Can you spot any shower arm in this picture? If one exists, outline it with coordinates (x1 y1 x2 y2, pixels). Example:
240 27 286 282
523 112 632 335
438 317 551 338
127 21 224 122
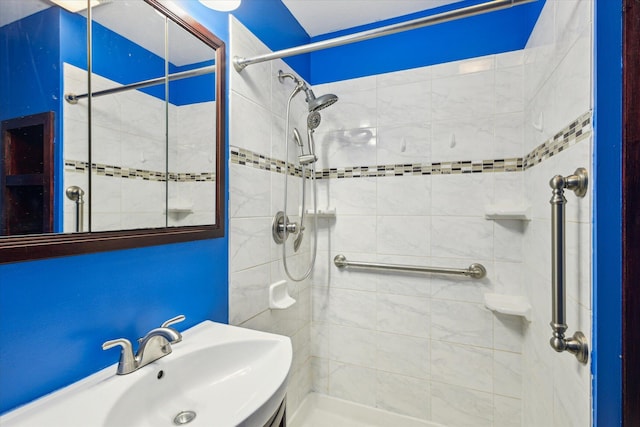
548 168 589 364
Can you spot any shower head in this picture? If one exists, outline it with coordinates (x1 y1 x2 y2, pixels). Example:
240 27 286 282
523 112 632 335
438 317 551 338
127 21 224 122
303 88 338 112
307 111 321 129
293 228 304 252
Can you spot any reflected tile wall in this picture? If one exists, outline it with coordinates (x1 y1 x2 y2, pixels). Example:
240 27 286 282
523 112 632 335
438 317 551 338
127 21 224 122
62 63 216 232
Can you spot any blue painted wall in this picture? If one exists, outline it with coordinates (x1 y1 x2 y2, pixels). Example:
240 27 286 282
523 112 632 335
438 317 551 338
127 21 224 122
0 8 64 232
593 0 623 424
309 0 545 84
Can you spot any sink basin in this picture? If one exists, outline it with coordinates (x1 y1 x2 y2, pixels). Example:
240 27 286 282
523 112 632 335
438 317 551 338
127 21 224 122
0 321 292 427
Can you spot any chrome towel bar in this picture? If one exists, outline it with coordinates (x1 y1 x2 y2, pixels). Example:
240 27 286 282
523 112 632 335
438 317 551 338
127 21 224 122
548 168 589 364
333 254 486 279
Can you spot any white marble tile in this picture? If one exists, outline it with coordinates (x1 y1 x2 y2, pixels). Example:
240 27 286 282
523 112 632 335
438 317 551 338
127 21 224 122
493 395 523 427
496 50 525 69
376 123 431 165
565 220 591 310
376 65 431 87
375 371 430 420
432 55 495 78
431 216 494 260
431 70 495 121
430 382 493 427
377 81 431 127
494 112 524 158
310 321 330 358
376 215 430 256
120 179 164 214
229 217 271 272
329 324 377 366
431 116 494 162
431 173 493 217
493 313 524 354
230 92 272 154
331 216 377 253
228 263 270 325
328 288 377 329
494 350 522 398
312 286 330 323
90 175 121 214
495 66 524 114
493 262 525 299
550 36 592 134
316 75 376 96
376 293 430 338
328 361 377 406
326 177 377 215
431 340 493 393
64 118 89 161
311 357 330 394
494 219 525 263
119 212 165 231
431 299 493 348
377 175 430 216
555 0 592 60
314 127 377 170
376 331 429 379
229 164 271 218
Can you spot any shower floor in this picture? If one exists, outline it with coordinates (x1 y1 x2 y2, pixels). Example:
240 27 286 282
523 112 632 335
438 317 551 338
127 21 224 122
288 393 445 427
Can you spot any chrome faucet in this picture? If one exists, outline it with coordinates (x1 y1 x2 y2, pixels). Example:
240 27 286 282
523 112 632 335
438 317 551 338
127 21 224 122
102 315 185 375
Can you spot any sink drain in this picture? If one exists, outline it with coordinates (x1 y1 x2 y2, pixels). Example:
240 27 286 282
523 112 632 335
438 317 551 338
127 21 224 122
173 410 197 425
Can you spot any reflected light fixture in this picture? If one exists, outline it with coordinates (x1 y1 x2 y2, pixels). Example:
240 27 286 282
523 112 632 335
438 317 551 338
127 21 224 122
50 0 108 13
198 0 241 12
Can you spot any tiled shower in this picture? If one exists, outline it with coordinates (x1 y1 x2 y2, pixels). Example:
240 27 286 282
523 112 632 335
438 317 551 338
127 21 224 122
229 0 592 425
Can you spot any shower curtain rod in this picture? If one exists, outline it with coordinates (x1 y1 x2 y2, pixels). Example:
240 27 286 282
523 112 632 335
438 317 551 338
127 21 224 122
65 64 216 104
233 0 536 72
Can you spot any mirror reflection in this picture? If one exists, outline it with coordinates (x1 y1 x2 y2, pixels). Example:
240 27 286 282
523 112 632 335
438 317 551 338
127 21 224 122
1 0 218 237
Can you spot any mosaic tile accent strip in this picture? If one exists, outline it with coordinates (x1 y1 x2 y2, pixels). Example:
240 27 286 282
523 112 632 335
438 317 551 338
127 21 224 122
523 111 592 170
232 111 592 180
64 160 215 182
230 147 304 177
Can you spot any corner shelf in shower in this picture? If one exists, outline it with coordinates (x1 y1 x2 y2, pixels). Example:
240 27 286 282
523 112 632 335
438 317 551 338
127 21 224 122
304 207 336 218
484 204 531 221
484 293 532 321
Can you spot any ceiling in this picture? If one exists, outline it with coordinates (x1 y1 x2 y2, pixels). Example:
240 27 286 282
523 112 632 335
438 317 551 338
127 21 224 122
1 0 466 63
280 0 464 37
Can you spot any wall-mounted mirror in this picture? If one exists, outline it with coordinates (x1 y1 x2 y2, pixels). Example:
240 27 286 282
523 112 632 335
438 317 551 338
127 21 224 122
0 0 225 263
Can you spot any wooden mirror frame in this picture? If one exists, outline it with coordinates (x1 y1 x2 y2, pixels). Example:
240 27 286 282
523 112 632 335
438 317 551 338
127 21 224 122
0 0 226 264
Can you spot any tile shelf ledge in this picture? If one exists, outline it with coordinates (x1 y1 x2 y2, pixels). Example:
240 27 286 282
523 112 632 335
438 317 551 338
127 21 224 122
484 204 531 220
304 207 336 218
484 293 532 321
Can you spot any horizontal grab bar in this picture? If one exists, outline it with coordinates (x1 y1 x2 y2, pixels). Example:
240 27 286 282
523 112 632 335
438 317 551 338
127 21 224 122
333 254 486 279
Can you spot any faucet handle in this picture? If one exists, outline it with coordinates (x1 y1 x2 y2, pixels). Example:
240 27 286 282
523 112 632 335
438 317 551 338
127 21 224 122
161 314 185 328
161 315 185 343
102 338 137 375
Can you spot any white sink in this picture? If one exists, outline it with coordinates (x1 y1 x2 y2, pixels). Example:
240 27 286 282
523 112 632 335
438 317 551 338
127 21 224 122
0 321 292 427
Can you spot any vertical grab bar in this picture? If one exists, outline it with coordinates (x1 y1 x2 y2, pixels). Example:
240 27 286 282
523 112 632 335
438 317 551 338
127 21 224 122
65 186 85 233
548 168 589 364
